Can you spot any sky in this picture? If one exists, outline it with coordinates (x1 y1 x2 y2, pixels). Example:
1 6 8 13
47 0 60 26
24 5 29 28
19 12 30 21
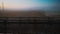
0 0 59 10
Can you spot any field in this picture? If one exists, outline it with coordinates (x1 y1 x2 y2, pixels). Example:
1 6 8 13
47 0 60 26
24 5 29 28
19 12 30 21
0 10 60 34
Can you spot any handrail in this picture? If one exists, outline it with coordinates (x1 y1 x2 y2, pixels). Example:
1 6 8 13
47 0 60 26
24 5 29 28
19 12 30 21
0 16 43 18
0 17 60 24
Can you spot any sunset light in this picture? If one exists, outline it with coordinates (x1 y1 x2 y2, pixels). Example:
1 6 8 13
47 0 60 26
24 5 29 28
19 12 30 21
0 0 58 10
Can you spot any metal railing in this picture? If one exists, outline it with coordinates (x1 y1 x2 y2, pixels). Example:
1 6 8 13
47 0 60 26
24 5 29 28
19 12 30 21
0 17 49 24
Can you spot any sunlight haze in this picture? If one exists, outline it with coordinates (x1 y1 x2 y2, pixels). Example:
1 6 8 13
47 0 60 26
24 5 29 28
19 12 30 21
0 0 59 10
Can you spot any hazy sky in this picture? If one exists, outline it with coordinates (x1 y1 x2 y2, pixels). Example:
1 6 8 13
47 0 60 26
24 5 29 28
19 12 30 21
0 0 59 10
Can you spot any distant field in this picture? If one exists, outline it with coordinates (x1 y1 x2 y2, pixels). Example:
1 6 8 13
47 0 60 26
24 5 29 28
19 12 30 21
0 10 60 34
0 10 46 17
